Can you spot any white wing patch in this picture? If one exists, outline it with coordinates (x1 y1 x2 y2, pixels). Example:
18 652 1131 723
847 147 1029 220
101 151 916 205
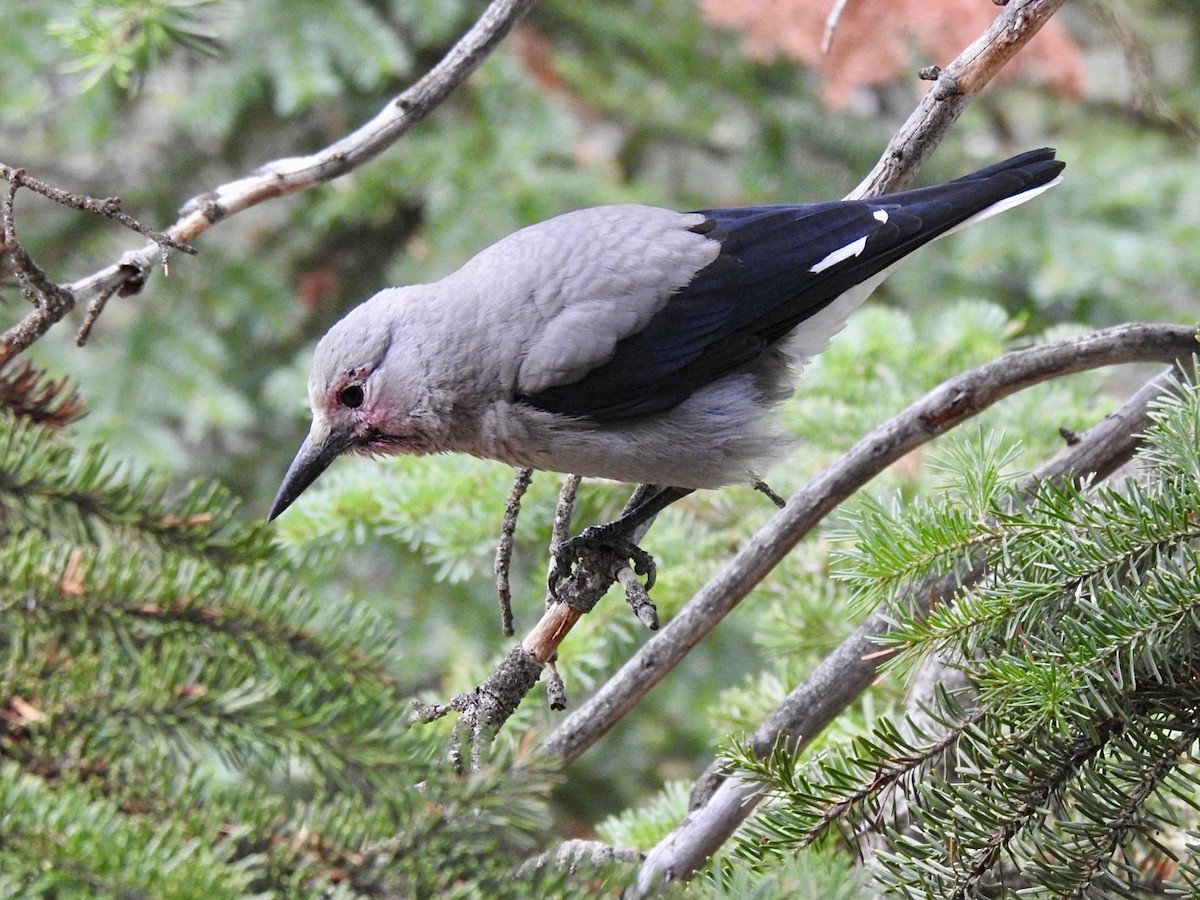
809 234 868 274
808 209 889 274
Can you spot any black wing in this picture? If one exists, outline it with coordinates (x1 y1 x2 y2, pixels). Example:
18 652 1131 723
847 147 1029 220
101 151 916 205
522 149 1064 422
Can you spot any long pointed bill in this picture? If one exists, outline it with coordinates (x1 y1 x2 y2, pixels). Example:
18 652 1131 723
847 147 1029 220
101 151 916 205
268 425 355 521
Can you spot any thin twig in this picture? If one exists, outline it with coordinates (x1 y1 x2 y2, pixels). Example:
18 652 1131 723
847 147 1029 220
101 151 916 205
752 478 787 509
551 475 582 553
0 164 201 361
2 172 64 308
545 661 567 711
0 165 193 254
516 839 643 878
74 283 120 346
0 173 79 366
495 467 534 636
821 0 855 55
618 566 659 630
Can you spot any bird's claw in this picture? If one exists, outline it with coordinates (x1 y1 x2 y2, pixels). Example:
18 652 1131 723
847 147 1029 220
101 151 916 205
626 543 657 587
549 524 658 597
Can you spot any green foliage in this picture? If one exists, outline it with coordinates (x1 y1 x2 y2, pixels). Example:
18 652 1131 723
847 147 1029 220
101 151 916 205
2 411 269 563
48 0 223 92
833 431 1027 615
723 373 1200 896
597 779 691 849
701 848 871 900
0 406 637 895
0 763 253 899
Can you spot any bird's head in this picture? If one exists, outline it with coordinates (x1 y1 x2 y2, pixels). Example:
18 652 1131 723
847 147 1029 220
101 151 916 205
269 297 417 521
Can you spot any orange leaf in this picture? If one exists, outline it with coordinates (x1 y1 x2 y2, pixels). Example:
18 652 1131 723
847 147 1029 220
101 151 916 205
701 0 1084 109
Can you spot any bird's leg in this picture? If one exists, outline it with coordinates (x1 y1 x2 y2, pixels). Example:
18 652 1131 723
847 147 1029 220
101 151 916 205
551 474 584 556
752 477 787 509
548 484 694 596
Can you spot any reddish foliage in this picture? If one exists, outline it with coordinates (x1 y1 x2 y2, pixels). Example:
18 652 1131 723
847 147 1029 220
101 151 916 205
513 26 568 95
701 0 1085 109
0 360 86 427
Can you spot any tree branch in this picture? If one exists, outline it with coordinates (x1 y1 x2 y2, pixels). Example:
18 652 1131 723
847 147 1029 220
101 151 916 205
849 0 1068 199
416 480 664 770
0 0 539 362
542 323 1198 773
629 348 1199 890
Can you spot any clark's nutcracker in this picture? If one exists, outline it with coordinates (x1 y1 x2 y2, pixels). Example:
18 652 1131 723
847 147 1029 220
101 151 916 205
270 149 1063 562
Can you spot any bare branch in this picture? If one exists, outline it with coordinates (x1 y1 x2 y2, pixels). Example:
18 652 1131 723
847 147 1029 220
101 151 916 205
517 839 642 878
849 0 1068 199
74 283 120 346
1 174 77 366
551 474 583 548
495 467 534 636
0 163 201 363
65 0 538 308
0 164 193 255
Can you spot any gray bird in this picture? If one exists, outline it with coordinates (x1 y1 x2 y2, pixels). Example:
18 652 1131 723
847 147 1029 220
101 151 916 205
270 150 1063 564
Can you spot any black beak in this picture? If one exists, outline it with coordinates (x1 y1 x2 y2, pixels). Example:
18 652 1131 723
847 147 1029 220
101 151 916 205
268 425 355 521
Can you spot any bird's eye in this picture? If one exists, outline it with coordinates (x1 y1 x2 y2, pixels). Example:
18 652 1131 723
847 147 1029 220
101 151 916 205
338 384 365 409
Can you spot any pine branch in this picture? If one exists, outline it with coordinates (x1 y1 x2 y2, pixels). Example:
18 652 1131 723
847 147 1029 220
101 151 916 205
946 721 1118 898
833 434 1023 605
0 361 85 427
0 536 399 696
1 498 575 894
684 374 1200 896
628 353 1196 889
723 701 984 862
1055 700 1200 897
881 475 1200 663
0 762 252 899
0 413 269 565
870 686 1200 897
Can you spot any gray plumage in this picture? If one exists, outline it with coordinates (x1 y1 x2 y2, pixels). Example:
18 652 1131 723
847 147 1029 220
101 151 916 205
270 150 1064 520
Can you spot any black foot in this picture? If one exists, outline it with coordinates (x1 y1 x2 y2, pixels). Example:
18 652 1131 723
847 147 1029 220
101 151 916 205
549 521 658 597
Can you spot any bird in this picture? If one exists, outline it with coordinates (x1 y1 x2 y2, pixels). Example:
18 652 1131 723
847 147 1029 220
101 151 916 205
269 148 1063 579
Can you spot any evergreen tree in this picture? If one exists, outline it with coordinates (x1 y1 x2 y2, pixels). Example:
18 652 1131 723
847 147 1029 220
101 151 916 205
726 372 1200 897
0 363 632 896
